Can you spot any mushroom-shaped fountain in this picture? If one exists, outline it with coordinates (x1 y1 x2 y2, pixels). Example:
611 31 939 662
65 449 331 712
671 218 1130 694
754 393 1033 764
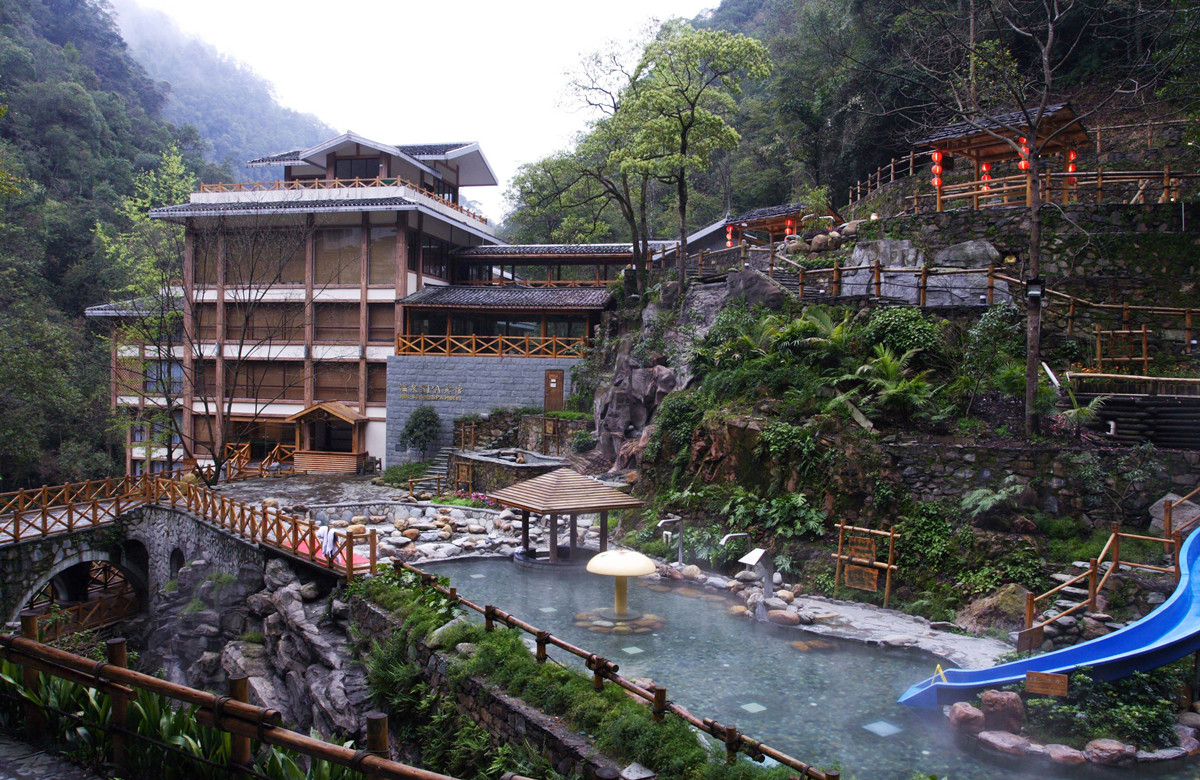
587 549 657 620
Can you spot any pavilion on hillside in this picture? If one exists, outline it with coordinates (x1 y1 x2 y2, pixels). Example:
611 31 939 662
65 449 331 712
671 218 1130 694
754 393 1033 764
488 468 644 563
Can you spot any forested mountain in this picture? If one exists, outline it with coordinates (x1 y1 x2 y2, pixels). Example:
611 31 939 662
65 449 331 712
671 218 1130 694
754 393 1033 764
0 0 214 487
110 0 334 182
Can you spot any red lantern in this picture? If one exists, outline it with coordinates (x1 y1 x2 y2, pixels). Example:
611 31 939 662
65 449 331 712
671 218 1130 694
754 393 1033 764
785 219 792 228
981 163 991 173
931 151 943 163
1067 177 1077 186
981 173 992 182
931 164 943 176
726 240 733 248
1018 137 1027 144
1018 159 1030 171
1067 162 1076 173
1068 149 1077 162
931 177 943 188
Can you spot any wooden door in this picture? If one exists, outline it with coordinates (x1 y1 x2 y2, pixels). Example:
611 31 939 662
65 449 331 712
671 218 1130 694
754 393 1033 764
544 369 564 412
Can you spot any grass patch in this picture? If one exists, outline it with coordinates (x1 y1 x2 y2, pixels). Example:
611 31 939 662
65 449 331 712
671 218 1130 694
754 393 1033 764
239 631 265 644
543 410 591 421
181 598 207 615
379 461 430 486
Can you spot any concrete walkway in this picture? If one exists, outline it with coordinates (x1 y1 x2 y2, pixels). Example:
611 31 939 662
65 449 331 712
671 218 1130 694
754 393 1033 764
0 735 102 780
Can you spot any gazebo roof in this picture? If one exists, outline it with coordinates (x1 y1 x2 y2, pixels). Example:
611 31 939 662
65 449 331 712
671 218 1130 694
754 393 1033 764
488 468 644 514
919 103 1089 162
284 401 367 425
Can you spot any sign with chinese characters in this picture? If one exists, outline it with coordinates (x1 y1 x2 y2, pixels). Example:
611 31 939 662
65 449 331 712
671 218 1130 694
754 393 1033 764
844 564 879 592
395 383 463 402
847 535 876 561
1026 670 1069 697
1016 626 1044 654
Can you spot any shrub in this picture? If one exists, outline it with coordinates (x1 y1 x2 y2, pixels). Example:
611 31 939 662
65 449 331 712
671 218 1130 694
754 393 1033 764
866 307 942 358
545 409 591 421
238 631 264 644
379 461 429 486
571 429 597 453
400 404 441 458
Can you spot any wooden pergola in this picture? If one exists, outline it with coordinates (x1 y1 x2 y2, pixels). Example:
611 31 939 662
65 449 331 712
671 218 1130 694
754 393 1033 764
920 103 1089 211
284 402 368 474
488 468 644 562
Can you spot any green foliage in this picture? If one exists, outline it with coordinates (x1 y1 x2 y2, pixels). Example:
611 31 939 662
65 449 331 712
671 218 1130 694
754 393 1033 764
865 308 942 360
571 429 597 453
400 405 441 459
722 488 827 541
239 631 265 644
1024 664 1186 749
544 410 592 421
842 345 936 419
346 567 459 640
960 475 1023 519
181 598 207 614
643 391 702 479
896 503 962 572
379 461 430 486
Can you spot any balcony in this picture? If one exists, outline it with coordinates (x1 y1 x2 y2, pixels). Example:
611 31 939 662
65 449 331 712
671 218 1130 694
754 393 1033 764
396 334 587 358
195 176 489 226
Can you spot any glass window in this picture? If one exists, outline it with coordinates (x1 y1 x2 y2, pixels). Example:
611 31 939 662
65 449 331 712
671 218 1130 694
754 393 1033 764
367 364 387 404
409 312 442 335
546 316 587 339
421 236 449 280
367 226 397 285
313 363 358 402
314 228 362 285
314 304 360 342
334 158 381 180
367 304 395 343
143 361 184 395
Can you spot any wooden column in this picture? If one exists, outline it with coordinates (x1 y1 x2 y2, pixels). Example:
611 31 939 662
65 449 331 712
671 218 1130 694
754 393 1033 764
366 711 389 780
599 510 609 552
521 508 530 552
107 638 130 769
19 613 43 740
569 513 578 558
548 514 558 563
229 675 251 768
304 217 316 406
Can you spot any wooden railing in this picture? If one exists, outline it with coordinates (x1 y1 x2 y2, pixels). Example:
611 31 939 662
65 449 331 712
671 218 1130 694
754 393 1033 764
1066 373 1200 398
396 334 587 358
394 561 842 780
0 474 377 583
463 278 618 288
915 168 1200 213
455 422 477 452
34 587 140 641
1020 522 1176 650
197 176 489 225
0 627 480 780
1164 483 1200 553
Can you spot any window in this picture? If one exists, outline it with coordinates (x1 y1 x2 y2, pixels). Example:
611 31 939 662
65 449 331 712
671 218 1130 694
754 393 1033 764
194 304 218 341
314 228 362 285
367 304 395 343
143 361 184 395
313 363 358 402
225 230 308 286
226 304 304 342
194 234 219 285
421 236 449 280
409 312 442 335
314 304 360 342
434 178 457 203
367 226 397 285
224 361 304 401
546 316 587 339
406 232 419 272
334 157 381 180
367 364 387 404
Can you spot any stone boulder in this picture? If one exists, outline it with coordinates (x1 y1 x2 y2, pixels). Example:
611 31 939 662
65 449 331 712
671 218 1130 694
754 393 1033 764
948 702 985 735
931 239 1001 268
977 731 1030 756
956 583 1030 635
681 564 702 580
1046 744 1087 765
1083 739 1136 765
980 689 1025 733
1149 494 1200 535
767 610 800 626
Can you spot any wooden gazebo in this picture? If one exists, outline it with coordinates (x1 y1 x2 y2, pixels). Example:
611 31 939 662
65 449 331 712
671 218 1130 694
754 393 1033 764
919 103 1089 211
284 402 369 474
728 201 844 245
488 468 644 562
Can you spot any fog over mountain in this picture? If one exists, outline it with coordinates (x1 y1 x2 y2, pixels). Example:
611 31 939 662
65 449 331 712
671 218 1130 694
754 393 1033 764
110 0 333 181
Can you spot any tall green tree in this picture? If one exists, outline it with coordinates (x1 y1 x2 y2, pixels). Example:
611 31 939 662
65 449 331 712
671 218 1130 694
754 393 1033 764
616 21 771 264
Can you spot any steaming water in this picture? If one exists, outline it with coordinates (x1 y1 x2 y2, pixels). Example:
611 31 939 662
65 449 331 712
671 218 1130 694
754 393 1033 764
426 557 1189 779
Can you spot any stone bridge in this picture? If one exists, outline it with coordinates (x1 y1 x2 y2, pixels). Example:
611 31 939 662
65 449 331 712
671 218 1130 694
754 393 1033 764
0 505 293 625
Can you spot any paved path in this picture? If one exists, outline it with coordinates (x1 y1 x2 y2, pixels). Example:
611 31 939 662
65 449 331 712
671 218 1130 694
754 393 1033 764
0 735 101 780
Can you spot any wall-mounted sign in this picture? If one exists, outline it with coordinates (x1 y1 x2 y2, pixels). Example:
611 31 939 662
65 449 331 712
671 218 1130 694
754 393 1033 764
395 383 463 402
844 564 879 592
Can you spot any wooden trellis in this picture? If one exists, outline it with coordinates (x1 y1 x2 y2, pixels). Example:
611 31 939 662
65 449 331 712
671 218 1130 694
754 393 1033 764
833 523 899 608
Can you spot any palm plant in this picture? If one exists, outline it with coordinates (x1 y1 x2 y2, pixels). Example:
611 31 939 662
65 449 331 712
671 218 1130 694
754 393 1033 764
842 345 936 418
1058 389 1108 440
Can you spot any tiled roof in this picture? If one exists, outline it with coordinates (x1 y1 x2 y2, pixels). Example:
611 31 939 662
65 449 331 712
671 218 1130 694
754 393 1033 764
247 150 303 166
730 201 808 223
454 243 670 258
918 103 1074 145
150 197 415 219
396 143 472 156
399 286 612 310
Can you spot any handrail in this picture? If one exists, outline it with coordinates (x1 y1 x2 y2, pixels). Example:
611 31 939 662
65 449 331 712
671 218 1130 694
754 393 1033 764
0 629 482 780
394 560 841 779
197 176 489 225
395 333 587 358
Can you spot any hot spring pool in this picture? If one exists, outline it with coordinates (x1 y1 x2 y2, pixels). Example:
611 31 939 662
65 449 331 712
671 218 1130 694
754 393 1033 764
423 556 1165 779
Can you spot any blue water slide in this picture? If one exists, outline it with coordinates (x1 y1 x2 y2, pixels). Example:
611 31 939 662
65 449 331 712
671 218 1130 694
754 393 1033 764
899 528 1200 709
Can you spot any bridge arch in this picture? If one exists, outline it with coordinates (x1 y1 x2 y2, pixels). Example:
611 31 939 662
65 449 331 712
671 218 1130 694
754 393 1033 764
7 546 148 625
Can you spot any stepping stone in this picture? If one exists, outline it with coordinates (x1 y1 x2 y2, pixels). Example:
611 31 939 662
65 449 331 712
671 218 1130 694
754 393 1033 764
740 702 767 714
470 573 485 579
1060 586 1089 598
621 646 644 655
863 720 902 737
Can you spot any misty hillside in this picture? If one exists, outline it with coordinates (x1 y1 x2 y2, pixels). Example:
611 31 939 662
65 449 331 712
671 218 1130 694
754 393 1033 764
111 0 333 181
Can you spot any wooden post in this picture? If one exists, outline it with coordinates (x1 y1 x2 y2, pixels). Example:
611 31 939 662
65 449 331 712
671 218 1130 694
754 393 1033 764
883 528 896 608
19 612 43 739
908 151 914 177
919 268 928 307
652 685 667 722
1094 323 1103 369
485 605 495 631
1141 324 1149 374
1024 592 1035 629
366 711 389 780
833 524 845 600
1088 559 1098 612
797 268 805 298
599 510 609 553
873 261 882 298
1112 523 1121 573
1067 297 1076 336
345 528 355 584
369 529 377 576
1176 532 1184 583
1097 166 1104 204
1165 501 1174 556
1163 165 1172 203
521 508 530 552
535 631 549 663
935 179 943 212
548 514 558 563
108 638 130 769
832 259 841 298
987 264 995 305
229 675 251 768
569 514 577 558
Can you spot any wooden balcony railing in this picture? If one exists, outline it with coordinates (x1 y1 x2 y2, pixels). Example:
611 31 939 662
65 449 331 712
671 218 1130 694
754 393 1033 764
396 334 587 358
463 278 618 288
197 176 489 225
915 167 1199 213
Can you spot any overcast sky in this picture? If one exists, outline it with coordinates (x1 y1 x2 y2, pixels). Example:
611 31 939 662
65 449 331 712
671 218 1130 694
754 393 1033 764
120 0 716 221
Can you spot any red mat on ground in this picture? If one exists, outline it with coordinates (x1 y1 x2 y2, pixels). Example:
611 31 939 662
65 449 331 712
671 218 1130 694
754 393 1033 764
291 539 370 568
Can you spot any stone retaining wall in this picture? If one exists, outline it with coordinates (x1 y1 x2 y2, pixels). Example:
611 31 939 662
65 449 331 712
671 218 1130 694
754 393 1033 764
386 355 581 468
350 598 620 779
518 415 594 455
447 451 562 493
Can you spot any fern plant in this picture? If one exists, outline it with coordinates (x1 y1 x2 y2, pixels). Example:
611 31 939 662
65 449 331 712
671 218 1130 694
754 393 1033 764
960 474 1024 519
